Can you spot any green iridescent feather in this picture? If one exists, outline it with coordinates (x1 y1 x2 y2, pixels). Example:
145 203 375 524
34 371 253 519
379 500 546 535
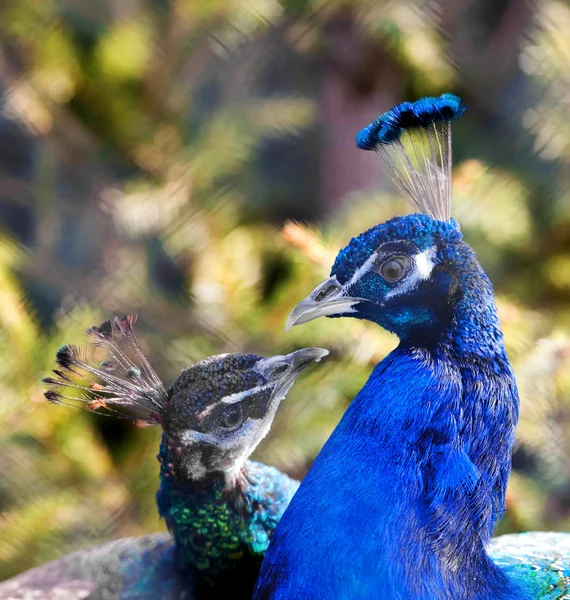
490 532 570 599
157 454 299 586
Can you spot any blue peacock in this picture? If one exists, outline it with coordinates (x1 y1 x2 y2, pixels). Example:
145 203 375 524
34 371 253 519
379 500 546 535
254 94 570 599
0 315 327 599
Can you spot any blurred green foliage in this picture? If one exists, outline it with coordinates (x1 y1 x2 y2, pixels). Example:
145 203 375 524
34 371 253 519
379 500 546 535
1 0 570 582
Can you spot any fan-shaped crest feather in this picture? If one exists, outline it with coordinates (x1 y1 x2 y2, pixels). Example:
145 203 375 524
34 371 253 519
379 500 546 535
356 93 466 222
43 315 168 424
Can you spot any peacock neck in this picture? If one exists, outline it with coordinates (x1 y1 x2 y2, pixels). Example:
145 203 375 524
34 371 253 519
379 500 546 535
156 436 298 589
340 343 522 598
356 245 522 597
440 241 507 360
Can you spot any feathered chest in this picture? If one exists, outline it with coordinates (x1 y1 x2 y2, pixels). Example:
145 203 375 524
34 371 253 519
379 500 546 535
253 347 520 600
349 349 517 462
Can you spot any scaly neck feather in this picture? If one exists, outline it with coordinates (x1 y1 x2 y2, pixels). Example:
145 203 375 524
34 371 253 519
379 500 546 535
344 347 521 598
156 436 298 593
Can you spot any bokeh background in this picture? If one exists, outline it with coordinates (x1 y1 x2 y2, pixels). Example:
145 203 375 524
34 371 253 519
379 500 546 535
2 0 570 581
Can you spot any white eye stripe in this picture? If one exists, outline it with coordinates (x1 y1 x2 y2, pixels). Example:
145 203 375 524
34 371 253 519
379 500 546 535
346 252 379 288
346 245 436 290
196 383 272 418
181 427 244 449
384 246 437 300
415 247 436 279
181 429 218 445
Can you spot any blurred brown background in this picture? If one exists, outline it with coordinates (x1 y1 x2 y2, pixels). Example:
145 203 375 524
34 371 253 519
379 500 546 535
1 0 570 581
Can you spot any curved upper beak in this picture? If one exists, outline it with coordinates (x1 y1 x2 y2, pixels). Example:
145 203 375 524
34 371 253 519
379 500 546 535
285 276 365 331
284 347 329 373
256 347 329 403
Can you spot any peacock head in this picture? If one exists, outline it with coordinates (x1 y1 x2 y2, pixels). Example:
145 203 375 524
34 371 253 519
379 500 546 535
160 347 327 484
287 213 466 341
44 315 327 486
286 94 498 347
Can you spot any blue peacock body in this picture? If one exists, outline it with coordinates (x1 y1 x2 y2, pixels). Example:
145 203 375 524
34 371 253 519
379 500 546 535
0 316 325 599
255 94 570 599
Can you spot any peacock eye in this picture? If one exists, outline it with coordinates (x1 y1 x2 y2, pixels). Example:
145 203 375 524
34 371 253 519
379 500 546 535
219 406 243 430
379 257 408 283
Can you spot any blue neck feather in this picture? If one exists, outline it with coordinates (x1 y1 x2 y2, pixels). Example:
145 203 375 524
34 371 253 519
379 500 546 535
255 237 527 599
435 241 505 359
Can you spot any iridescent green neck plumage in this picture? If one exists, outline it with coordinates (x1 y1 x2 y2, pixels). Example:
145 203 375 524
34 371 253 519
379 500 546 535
155 435 298 587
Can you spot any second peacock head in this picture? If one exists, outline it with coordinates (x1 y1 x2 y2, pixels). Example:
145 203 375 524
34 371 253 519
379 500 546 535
160 346 327 485
44 315 327 487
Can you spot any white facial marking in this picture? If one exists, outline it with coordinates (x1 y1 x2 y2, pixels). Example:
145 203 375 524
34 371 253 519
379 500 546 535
344 245 437 299
253 355 286 378
184 452 208 480
347 252 378 287
196 383 272 419
181 429 219 445
182 423 252 452
415 246 436 279
384 245 437 300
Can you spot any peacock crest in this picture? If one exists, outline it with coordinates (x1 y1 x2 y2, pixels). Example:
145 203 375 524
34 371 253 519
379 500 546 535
356 93 466 222
43 315 168 425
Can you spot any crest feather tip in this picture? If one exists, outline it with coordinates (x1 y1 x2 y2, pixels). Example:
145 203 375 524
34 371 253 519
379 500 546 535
355 93 466 222
44 315 167 423
356 93 466 150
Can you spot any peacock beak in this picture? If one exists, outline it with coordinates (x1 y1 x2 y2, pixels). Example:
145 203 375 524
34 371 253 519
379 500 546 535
255 347 329 405
285 276 365 330
282 347 329 373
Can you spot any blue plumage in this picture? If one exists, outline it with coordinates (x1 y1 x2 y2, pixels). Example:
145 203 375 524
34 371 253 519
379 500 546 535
489 532 570 597
257 214 523 599
256 94 570 599
355 93 466 149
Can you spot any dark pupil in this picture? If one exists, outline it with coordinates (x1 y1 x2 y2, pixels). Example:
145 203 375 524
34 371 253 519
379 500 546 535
222 407 241 429
381 259 404 282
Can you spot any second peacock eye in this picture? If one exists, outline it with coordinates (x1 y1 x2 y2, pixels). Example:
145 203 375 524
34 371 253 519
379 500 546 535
219 406 243 430
379 257 408 283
